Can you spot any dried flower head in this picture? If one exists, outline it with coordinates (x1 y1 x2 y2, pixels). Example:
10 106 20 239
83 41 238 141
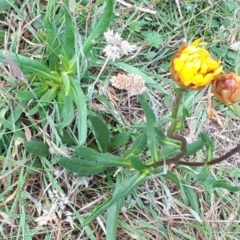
104 29 122 45
103 29 137 61
170 38 222 90
110 73 147 96
213 72 240 105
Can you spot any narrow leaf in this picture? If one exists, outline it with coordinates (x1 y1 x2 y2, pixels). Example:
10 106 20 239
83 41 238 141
106 192 124 240
200 132 214 161
213 180 240 192
129 154 145 172
58 157 107 176
138 94 159 162
123 131 147 159
24 140 49 157
44 20 61 71
75 147 130 168
62 1 75 59
83 0 113 55
0 0 16 11
89 115 110 152
109 132 130 150
186 139 204 156
181 178 200 213
0 50 61 81
83 171 147 225
70 78 87 146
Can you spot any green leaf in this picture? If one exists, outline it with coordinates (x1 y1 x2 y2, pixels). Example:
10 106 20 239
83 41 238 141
23 140 49 157
38 87 58 105
106 178 124 240
59 129 77 146
83 171 147 225
61 72 72 96
220 0 238 13
129 154 145 172
144 31 163 48
109 132 130 150
70 78 87 146
186 139 204 156
115 62 169 94
181 178 200 213
89 115 110 152
0 117 24 138
15 83 48 100
138 94 159 162
163 170 180 187
58 157 107 176
58 93 75 128
0 0 16 11
195 166 215 191
62 0 75 59
213 180 240 192
74 147 131 168
0 50 61 82
44 20 61 71
83 0 113 55
58 55 70 71
123 131 147 159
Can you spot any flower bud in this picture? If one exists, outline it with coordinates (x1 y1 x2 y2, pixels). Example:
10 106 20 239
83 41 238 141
213 72 240 105
170 38 222 90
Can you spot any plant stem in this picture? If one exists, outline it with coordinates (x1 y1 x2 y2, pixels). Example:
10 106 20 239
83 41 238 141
229 103 240 119
167 89 185 137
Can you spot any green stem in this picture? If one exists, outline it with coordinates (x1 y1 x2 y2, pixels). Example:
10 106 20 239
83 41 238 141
167 89 185 137
229 103 240 119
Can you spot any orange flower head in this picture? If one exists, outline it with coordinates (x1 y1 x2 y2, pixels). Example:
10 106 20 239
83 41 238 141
213 72 240 105
171 38 222 90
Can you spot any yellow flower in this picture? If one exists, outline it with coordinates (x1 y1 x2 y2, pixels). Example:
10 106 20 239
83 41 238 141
213 72 240 105
170 38 222 90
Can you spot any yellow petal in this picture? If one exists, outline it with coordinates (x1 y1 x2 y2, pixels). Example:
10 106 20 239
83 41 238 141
206 58 220 70
213 66 223 76
202 73 214 86
192 59 201 74
199 48 210 58
187 52 199 61
199 62 208 74
192 74 204 84
180 62 194 82
182 46 198 55
174 58 185 72
191 38 202 47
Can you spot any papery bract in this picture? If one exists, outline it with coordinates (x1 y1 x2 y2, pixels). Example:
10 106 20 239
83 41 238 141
171 38 222 90
213 72 240 105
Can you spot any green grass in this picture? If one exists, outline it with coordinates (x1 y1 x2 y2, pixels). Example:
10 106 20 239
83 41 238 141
1 0 240 239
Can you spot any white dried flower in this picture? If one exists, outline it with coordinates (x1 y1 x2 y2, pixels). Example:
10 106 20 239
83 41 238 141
35 208 55 226
111 73 147 96
47 189 69 218
103 45 121 61
229 41 240 52
103 29 137 61
104 29 122 45
120 40 137 55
